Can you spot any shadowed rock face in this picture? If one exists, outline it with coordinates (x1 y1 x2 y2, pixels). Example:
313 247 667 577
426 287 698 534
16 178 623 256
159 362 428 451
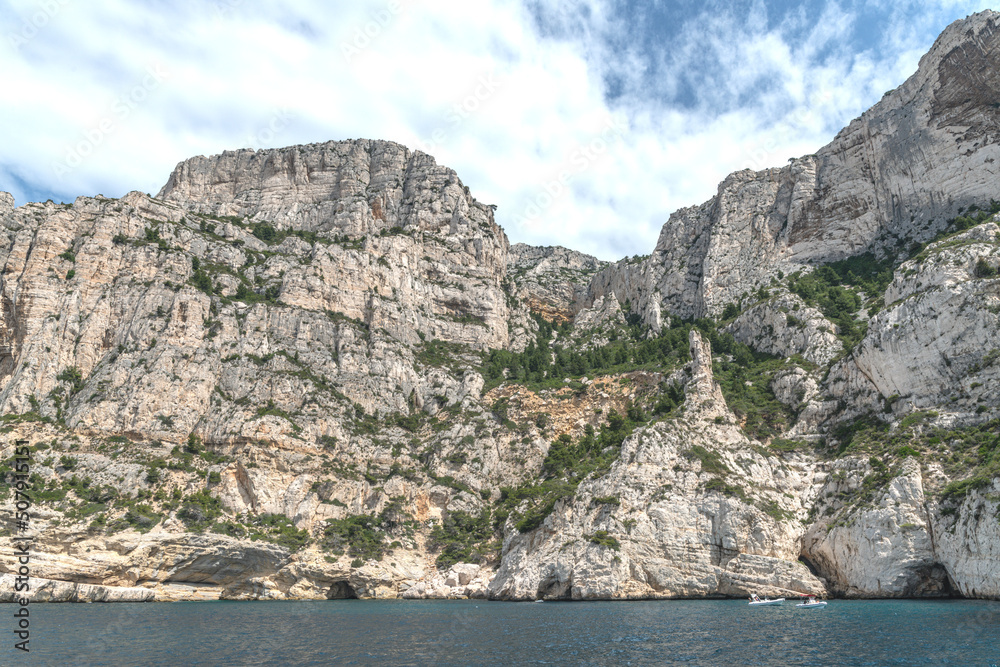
589 10 1000 321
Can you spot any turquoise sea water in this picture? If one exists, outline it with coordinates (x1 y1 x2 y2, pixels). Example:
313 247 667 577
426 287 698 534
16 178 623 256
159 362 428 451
11 598 1000 666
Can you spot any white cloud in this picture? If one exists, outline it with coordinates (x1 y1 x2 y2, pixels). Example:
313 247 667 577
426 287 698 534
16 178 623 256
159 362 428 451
0 0 994 260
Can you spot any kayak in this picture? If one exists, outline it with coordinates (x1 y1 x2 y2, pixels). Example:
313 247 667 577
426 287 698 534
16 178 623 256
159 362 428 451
748 598 784 605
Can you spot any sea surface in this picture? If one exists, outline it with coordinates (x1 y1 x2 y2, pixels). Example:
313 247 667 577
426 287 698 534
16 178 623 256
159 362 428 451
11 598 1000 666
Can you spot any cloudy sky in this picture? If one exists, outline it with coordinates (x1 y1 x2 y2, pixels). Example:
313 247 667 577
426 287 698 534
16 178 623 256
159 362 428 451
0 0 992 260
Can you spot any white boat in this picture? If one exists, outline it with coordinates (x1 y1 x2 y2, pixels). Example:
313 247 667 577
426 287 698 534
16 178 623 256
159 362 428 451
748 597 784 606
796 597 827 608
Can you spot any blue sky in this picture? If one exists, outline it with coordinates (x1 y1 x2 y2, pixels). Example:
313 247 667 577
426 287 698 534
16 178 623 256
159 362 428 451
0 0 992 260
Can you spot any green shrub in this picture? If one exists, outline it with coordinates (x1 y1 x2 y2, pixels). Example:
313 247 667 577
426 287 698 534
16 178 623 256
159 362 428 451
211 520 247 539
585 530 620 550
759 500 794 521
34 483 68 503
941 475 993 502
185 433 203 454
249 513 310 551
429 508 495 568
251 222 282 244
769 438 806 452
178 489 223 532
974 258 997 278
57 367 85 394
703 477 745 498
119 504 161 533
482 314 691 391
391 412 424 433
498 411 639 534
682 445 729 475
191 270 213 294
323 515 385 561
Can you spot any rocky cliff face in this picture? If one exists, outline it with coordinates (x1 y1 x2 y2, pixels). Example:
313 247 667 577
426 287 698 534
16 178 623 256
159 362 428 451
0 141 534 436
0 142 544 601
829 222 1000 419
507 244 605 323
158 140 533 353
489 331 826 600
589 10 1000 321
2 13 1000 604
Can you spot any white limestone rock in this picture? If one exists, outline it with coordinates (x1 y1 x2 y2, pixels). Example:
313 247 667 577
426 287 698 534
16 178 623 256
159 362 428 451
0 574 155 602
802 459 1000 599
829 222 1000 420
726 293 843 366
771 367 820 411
0 192 13 217
931 481 1000 599
488 331 827 600
570 293 628 349
802 459 946 597
508 244 605 322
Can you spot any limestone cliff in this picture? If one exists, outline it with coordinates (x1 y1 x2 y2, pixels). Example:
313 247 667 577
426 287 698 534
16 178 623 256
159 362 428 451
488 331 826 600
1 13 1000 604
507 244 605 323
589 10 1000 321
0 141 543 601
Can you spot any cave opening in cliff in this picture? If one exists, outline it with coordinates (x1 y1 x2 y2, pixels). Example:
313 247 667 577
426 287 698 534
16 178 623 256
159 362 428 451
327 581 359 599
910 563 961 598
798 555 821 578
536 575 573 600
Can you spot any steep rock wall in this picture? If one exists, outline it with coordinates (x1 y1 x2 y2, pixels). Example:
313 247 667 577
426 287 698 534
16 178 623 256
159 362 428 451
588 11 1000 321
